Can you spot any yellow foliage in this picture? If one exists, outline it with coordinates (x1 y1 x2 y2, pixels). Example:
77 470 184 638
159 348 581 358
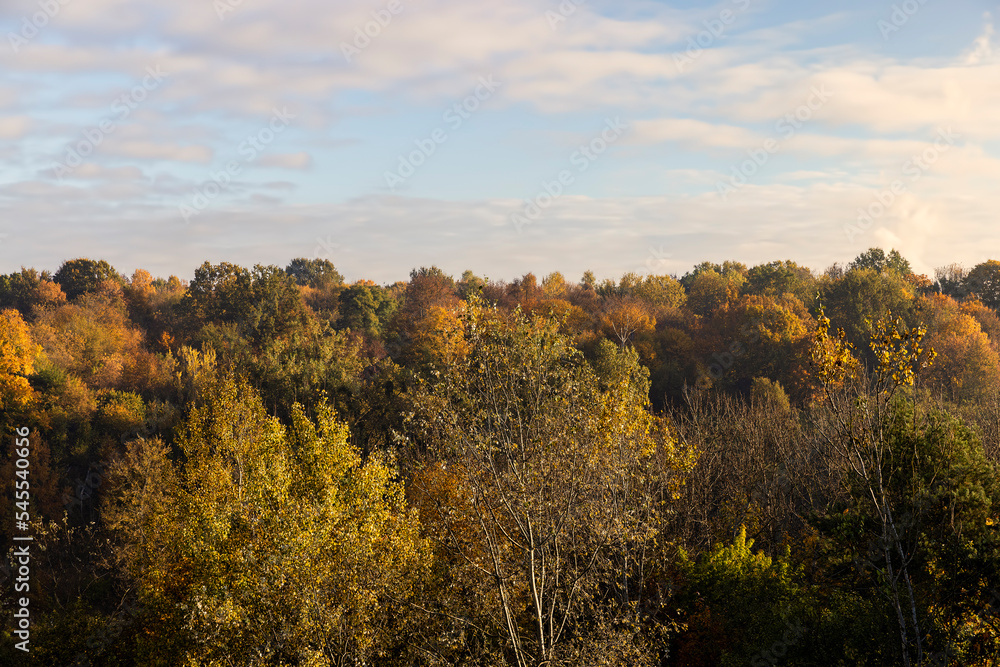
0 308 41 411
106 378 430 665
601 299 656 346
409 305 468 367
867 311 936 392
809 304 861 389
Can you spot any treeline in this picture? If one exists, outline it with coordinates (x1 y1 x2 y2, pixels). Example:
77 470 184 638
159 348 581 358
1 249 1000 665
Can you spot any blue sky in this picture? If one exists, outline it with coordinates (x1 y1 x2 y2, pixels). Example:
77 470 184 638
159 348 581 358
0 0 997 283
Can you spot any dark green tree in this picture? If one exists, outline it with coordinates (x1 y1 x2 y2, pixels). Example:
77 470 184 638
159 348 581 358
336 284 381 335
285 257 344 289
964 259 1000 310
53 258 121 300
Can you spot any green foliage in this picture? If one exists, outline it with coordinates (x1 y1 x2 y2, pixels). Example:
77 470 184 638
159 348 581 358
182 262 308 348
53 258 121 300
848 248 913 276
676 527 810 666
632 274 687 310
285 257 344 289
750 377 791 413
0 267 67 317
104 375 429 666
253 317 366 420
12 253 1000 666
743 260 815 302
335 283 382 335
964 259 1000 311
819 268 916 367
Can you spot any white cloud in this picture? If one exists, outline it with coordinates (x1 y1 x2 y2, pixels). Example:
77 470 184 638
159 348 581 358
1 1 999 281
256 152 312 169
0 115 31 139
103 140 214 163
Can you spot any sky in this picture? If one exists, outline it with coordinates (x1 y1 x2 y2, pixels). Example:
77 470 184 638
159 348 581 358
0 0 997 284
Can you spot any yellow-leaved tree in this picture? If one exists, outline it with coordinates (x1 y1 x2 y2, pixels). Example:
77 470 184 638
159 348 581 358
0 308 41 417
104 372 429 667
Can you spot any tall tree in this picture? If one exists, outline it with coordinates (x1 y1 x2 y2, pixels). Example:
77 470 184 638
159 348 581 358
404 297 693 666
810 306 938 666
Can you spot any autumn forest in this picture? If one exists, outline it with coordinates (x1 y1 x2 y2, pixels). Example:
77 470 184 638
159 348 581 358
3 249 1000 666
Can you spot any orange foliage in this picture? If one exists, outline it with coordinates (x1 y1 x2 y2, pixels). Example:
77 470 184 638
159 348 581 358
0 308 41 413
919 294 1000 401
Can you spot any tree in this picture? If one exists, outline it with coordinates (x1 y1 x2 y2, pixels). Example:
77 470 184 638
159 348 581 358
386 268 459 359
29 279 172 395
506 273 543 311
600 297 655 347
0 267 67 317
964 260 1000 311
708 294 813 401
403 297 693 666
687 270 743 318
459 269 486 300
809 306 938 666
53 258 121 300
960 298 1000 350
181 261 250 325
848 248 912 276
918 294 1000 402
104 374 429 666
818 268 916 367
0 308 41 420
675 527 810 666
183 262 308 348
243 264 310 345
540 272 568 299
285 257 344 289
743 260 815 302
680 261 747 290
335 283 381 335
632 274 687 311
934 263 968 300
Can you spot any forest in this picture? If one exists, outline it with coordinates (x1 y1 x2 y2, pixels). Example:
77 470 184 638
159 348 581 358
2 248 1000 666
